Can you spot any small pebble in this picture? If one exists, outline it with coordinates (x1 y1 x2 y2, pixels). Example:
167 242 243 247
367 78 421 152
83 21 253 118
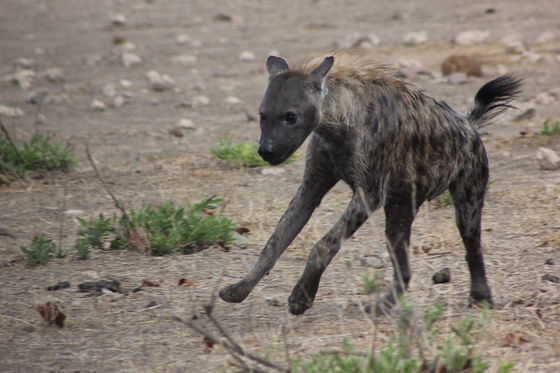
47 281 70 291
544 258 555 265
541 274 559 283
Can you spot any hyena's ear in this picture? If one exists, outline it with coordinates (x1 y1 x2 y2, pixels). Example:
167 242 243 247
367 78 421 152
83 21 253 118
309 56 334 92
266 56 290 79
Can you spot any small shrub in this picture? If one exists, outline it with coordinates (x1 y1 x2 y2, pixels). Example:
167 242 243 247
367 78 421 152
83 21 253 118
21 233 57 266
211 140 297 168
363 271 382 294
538 119 560 136
0 132 75 180
76 197 236 257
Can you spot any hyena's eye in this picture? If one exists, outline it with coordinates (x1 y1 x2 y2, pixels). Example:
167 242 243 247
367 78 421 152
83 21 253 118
285 112 297 124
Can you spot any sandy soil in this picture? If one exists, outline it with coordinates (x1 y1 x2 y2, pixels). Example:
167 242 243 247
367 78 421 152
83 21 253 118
0 0 559 372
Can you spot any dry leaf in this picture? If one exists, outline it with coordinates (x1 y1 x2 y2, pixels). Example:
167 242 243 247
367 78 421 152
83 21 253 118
203 336 215 352
36 302 66 328
178 278 194 286
142 279 160 287
235 227 250 235
505 333 529 346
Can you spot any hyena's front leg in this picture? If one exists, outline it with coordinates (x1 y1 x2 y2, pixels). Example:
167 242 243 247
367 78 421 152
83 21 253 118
288 190 379 315
220 176 337 304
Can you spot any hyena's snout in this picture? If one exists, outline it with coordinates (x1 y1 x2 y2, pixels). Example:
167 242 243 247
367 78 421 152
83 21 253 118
258 141 283 165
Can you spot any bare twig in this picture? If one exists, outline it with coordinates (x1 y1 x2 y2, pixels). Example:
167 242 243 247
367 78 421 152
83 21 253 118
174 315 289 372
57 179 68 256
0 119 25 165
85 143 130 224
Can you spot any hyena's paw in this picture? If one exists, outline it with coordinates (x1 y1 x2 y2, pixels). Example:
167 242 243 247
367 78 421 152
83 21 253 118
288 287 315 316
219 282 251 303
469 283 494 308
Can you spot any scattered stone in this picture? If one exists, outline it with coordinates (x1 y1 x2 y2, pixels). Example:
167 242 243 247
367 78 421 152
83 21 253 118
261 168 285 176
224 96 241 104
110 13 126 26
533 92 555 105
102 84 117 97
266 297 285 307
0 104 24 117
90 99 107 111
170 54 197 65
238 51 256 61
441 54 483 77
177 118 196 129
122 52 142 67
447 72 468 84
505 41 527 55
402 31 427 46
83 54 102 66
169 127 185 138
536 148 560 170
78 279 122 295
191 95 210 107
396 58 422 69
524 52 543 64
536 31 556 44
513 107 536 122
214 13 232 22
120 79 132 88
175 33 191 44
47 281 70 291
0 228 15 238
40 68 65 83
544 258 555 265
112 96 125 108
359 256 384 269
340 32 380 49
432 268 451 284
454 30 489 45
146 70 174 91
232 231 249 249
27 89 48 105
6 69 35 89
64 209 86 217
13 57 35 69
541 274 560 283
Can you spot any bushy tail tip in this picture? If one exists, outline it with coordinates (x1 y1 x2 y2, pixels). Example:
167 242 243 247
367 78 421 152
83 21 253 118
468 75 522 129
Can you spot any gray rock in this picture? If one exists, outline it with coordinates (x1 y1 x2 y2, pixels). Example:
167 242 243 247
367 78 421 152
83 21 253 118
112 96 125 108
536 147 560 170
0 104 23 117
447 72 468 84
238 51 256 61
13 57 35 69
122 52 142 67
90 99 107 111
170 54 197 65
176 118 195 129
41 68 64 83
224 96 242 104
359 256 384 269
454 30 489 45
191 95 210 107
146 70 174 91
110 13 126 26
232 231 249 249
536 31 556 44
402 31 427 46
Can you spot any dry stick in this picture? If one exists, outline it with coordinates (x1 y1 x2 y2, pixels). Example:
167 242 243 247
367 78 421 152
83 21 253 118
85 143 130 224
0 118 25 165
174 315 289 372
57 179 68 256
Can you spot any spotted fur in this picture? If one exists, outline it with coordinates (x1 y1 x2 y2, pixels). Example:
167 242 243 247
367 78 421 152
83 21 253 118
220 51 521 315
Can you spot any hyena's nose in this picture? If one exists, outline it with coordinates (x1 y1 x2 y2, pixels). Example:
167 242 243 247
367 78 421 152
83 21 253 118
258 143 275 162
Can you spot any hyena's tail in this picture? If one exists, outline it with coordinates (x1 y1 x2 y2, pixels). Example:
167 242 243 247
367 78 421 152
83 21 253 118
468 74 522 129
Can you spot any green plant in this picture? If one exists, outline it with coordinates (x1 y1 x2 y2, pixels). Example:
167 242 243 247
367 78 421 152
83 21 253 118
363 271 382 294
0 132 75 180
76 198 236 257
20 233 57 266
538 119 560 136
211 140 297 168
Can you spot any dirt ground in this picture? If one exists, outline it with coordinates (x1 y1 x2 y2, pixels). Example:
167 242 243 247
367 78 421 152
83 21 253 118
1 0 559 372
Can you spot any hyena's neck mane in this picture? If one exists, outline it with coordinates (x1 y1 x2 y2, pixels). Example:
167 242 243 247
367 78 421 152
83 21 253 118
292 52 401 127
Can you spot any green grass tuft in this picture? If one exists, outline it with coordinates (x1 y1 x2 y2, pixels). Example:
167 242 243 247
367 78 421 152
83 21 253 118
211 140 297 168
20 233 58 266
75 197 236 257
538 119 560 136
0 132 75 180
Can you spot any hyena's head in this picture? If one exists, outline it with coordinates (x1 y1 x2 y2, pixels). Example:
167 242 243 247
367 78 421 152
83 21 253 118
257 55 334 165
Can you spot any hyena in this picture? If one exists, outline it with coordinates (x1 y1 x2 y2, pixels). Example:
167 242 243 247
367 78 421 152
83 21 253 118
219 51 521 315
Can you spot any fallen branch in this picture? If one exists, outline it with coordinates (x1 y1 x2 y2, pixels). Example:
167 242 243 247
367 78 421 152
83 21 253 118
85 143 130 225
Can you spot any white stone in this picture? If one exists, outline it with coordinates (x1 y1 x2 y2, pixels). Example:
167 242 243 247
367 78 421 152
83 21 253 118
175 33 191 44
112 96 124 108
360 256 384 269
402 31 427 46
90 99 107 111
64 209 86 216
192 95 210 106
171 54 197 64
102 84 117 97
238 51 256 61
536 148 560 170
146 70 174 91
447 72 468 84
505 41 526 54
7 69 35 89
110 13 126 26
536 31 556 44
232 232 249 249
224 96 242 104
120 79 132 87
176 118 195 129
122 52 142 67
455 30 489 45
0 104 23 117
13 57 34 68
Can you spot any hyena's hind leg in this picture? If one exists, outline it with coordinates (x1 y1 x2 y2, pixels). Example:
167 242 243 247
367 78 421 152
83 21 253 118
449 150 493 305
374 184 424 315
